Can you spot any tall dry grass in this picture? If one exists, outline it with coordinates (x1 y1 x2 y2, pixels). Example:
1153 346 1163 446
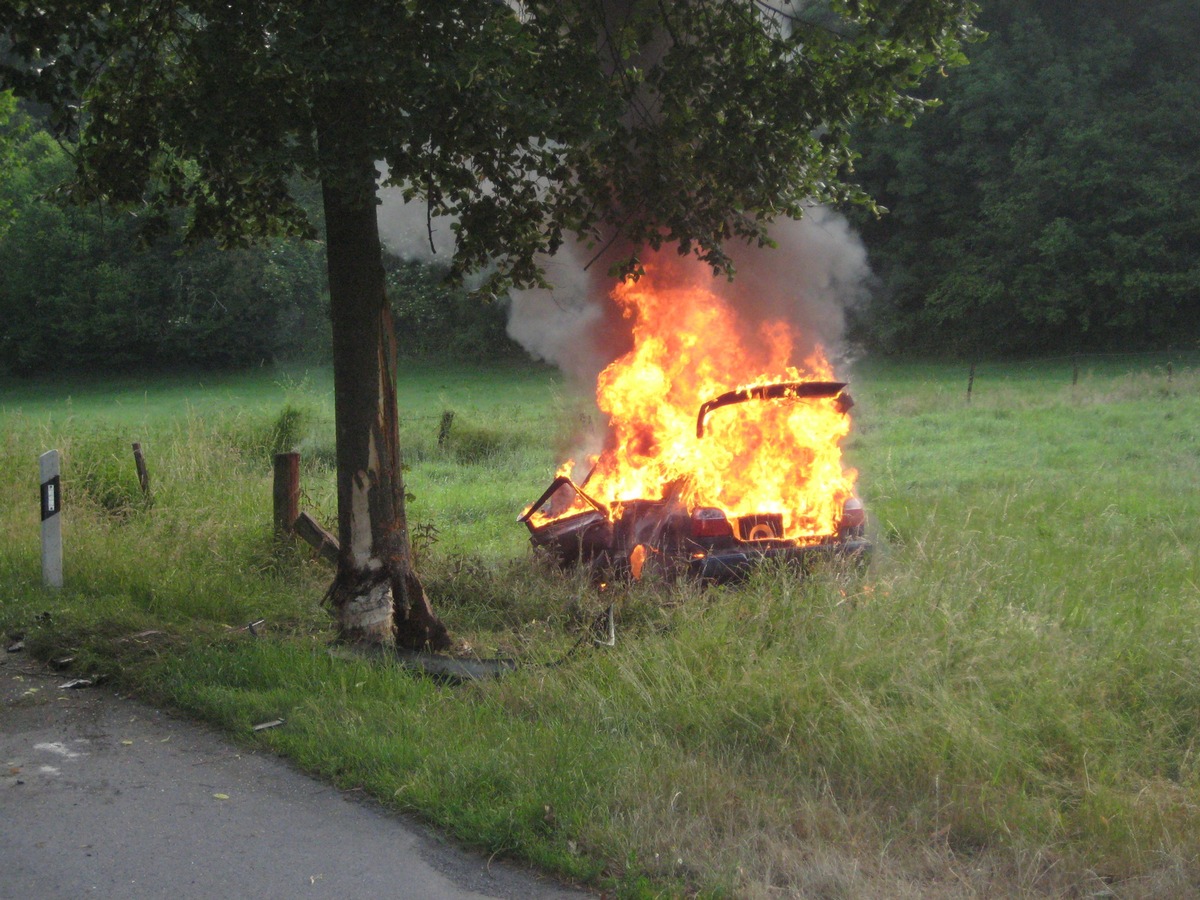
2 361 1198 896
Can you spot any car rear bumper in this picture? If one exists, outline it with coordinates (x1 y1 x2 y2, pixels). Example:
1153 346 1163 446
687 538 872 581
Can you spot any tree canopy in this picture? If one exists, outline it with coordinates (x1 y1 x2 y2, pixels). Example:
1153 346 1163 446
2 1 980 291
850 0 1200 356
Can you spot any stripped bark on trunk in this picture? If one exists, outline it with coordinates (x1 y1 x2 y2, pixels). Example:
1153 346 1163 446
320 143 449 650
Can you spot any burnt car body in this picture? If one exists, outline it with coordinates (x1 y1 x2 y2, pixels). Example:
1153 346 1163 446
520 382 870 581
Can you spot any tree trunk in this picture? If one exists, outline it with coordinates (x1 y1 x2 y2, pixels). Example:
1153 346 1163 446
320 154 450 651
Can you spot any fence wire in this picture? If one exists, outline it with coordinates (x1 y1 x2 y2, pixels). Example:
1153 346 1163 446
961 349 1198 401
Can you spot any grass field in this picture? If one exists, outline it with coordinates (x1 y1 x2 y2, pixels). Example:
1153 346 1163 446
2 356 1199 897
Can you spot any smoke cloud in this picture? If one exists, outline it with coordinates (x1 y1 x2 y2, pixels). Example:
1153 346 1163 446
717 207 873 364
375 175 457 263
375 170 490 292
374 170 873 384
505 206 873 386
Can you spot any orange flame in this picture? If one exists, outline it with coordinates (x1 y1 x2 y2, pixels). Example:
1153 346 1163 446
545 258 857 541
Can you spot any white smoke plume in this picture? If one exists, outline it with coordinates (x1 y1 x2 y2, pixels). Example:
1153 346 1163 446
716 207 873 364
505 206 873 386
374 170 872 384
375 173 457 263
375 171 495 294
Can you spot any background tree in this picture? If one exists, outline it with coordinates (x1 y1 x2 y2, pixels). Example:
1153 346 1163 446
387 260 522 361
851 0 1200 356
0 105 509 371
0 88 25 225
0 112 329 373
0 0 979 647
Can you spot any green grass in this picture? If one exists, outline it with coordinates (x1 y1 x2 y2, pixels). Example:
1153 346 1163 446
2 358 1198 897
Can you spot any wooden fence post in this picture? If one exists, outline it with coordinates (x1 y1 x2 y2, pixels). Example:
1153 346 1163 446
437 410 455 449
132 442 151 497
40 449 63 588
967 362 976 403
273 452 300 537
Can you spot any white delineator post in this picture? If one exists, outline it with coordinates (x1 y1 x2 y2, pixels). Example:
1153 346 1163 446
40 449 63 588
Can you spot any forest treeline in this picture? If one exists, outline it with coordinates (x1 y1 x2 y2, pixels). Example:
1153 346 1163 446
0 96 515 375
0 105 326 374
850 0 1199 356
1 0 1196 375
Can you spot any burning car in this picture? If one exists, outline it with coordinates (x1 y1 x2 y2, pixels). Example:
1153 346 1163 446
520 381 869 581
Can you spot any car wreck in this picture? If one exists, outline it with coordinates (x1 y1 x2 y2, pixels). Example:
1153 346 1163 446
520 381 870 582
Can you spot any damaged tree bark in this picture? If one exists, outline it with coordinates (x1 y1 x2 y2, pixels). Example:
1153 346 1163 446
321 147 450 651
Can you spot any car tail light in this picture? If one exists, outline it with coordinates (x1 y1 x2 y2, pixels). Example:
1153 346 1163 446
840 497 865 529
690 507 733 538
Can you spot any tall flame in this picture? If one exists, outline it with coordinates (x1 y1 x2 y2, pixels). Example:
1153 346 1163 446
548 255 857 541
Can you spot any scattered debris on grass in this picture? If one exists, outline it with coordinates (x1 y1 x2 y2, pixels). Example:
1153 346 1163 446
58 675 106 690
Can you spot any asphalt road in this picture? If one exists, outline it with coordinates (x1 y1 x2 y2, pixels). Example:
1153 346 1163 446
0 653 589 899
